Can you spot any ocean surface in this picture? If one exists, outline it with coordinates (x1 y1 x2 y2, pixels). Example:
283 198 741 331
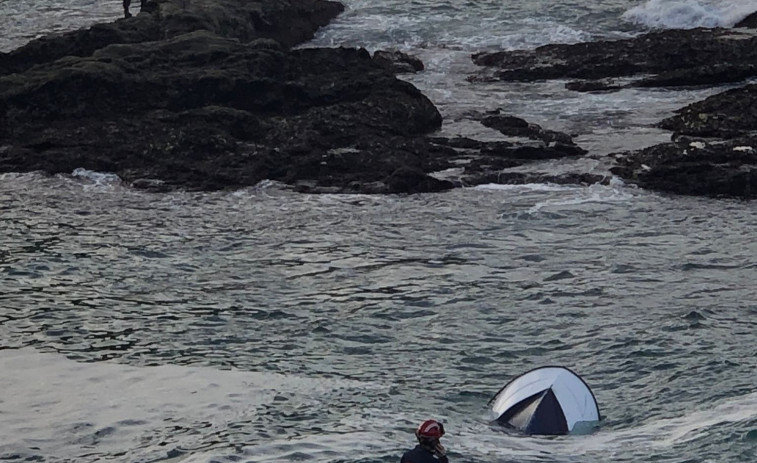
1 1 757 462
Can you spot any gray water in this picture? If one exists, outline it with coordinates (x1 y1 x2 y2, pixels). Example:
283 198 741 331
2 1 757 462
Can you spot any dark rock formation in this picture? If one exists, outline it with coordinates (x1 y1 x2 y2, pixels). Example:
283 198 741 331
0 0 345 77
735 11 757 28
0 31 449 194
610 138 757 198
658 84 757 138
564 79 624 93
0 0 597 194
372 50 424 74
611 85 757 198
470 22 757 198
480 112 583 152
471 28 757 89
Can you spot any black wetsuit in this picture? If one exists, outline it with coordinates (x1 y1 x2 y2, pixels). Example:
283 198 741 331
400 445 448 463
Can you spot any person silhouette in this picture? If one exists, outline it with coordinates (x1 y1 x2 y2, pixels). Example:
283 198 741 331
123 0 147 18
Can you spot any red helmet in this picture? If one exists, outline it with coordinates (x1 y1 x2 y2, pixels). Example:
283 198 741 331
416 419 445 439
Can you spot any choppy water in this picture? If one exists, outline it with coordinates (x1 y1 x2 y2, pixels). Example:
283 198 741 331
2 1 757 462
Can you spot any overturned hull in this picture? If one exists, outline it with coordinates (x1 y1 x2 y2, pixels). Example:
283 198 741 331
490 366 600 435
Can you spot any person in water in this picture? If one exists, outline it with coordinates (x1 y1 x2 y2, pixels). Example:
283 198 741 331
401 419 448 463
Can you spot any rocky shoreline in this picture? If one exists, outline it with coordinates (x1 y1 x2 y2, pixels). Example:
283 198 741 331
1 1 756 198
472 23 757 199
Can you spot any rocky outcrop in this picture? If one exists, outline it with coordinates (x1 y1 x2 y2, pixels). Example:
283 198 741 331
470 20 757 199
0 0 593 194
372 50 424 74
735 11 757 29
658 84 757 138
471 28 757 90
0 32 444 193
0 0 345 77
610 85 757 198
610 138 757 198
480 113 583 152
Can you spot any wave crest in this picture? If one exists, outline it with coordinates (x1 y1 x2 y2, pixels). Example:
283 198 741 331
622 0 757 29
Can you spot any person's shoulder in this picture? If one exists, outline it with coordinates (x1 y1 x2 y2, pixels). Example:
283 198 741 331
400 446 417 460
401 445 437 463
400 446 420 463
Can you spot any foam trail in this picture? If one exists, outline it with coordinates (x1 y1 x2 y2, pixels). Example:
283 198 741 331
572 391 757 453
623 0 757 29
474 183 581 193
0 348 381 461
450 391 757 460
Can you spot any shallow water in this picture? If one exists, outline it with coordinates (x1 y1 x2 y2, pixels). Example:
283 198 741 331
2 0 757 462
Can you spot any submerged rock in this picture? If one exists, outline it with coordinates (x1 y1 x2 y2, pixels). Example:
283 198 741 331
480 112 583 153
564 79 624 93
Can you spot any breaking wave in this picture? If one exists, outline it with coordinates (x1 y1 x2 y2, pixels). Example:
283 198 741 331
622 0 757 29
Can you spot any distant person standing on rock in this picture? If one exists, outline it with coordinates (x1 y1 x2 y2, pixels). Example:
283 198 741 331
123 0 146 18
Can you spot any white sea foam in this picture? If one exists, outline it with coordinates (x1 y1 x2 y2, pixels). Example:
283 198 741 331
453 390 757 459
622 0 757 29
525 180 635 214
493 19 592 51
71 167 122 187
0 348 383 461
475 182 581 193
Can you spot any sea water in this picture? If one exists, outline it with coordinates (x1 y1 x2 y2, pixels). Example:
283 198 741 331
1 1 757 462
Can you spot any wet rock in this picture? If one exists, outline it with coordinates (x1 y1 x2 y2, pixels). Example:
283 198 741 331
384 166 452 194
422 135 591 188
480 112 580 148
735 11 757 28
372 49 424 74
471 23 757 199
0 0 345 76
635 64 757 88
565 79 624 93
610 137 757 198
658 84 757 138
610 82 757 199
471 28 757 88
0 0 601 194
0 32 450 194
